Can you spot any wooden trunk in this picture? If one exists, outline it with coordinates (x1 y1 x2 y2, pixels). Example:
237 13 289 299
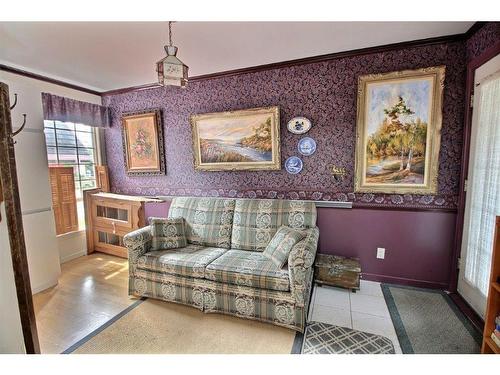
314 254 361 291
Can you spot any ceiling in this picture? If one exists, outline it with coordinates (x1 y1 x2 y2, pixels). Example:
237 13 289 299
0 22 474 92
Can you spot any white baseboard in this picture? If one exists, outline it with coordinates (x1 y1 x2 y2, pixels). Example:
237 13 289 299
31 276 58 294
60 250 87 264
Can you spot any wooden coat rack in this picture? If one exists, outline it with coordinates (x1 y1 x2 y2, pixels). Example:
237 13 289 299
0 82 40 353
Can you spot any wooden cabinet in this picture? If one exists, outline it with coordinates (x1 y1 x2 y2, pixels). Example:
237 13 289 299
84 191 162 258
482 216 500 354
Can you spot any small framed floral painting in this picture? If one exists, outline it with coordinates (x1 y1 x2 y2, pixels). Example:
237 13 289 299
121 109 165 176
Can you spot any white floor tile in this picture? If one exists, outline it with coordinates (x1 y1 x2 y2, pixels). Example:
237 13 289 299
356 280 383 297
314 285 350 310
311 304 352 329
351 311 396 337
350 293 390 318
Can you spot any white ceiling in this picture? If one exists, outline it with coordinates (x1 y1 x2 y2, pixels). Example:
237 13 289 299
0 22 474 92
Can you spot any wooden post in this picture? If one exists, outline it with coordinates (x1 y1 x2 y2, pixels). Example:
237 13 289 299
0 82 40 354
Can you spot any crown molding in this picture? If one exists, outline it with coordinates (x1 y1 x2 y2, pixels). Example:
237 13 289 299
0 22 487 98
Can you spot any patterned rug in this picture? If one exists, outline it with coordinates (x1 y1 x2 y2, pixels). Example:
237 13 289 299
381 284 482 354
301 321 395 354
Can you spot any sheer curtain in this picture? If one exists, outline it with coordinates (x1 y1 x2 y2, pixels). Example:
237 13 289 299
465 73 500 295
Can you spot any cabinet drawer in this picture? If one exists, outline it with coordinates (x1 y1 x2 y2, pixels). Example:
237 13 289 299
93 227 128 258
92 199 134 230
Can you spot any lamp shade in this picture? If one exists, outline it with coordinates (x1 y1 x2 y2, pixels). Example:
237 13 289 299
156 45 189 87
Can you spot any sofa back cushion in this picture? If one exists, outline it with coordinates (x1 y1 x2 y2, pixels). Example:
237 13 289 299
149 217 187 250
168 197 235 249
231 199 317 251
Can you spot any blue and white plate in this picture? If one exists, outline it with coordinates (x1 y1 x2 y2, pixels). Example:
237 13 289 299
285 156 303 174
287 117 311 134
298 137 317 156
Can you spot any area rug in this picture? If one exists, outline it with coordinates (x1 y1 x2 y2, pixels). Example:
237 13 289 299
63 298 296 354
381 284 482 354
301 322 395 354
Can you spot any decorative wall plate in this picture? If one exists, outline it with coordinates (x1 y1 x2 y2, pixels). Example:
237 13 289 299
298 137 317 156
285 156 303 174
287 117 311 134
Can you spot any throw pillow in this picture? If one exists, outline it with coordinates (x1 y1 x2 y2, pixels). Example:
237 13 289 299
263 226 305 268
149 217 187 250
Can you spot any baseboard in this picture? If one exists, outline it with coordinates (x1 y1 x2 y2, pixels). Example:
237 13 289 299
60 250 87 264
362 272 448 290
31 276 58 294
448 292 484 333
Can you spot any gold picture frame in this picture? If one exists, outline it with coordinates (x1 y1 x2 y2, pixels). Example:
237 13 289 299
121 109 165 176
354 66 445 194
190 106 281 171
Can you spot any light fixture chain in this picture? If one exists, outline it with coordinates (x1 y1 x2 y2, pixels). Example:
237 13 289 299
168 21 172 46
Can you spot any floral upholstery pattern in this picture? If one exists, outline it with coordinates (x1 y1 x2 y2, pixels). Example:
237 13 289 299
123 226 153 275
205 250 290 291
125 197 319 332
288 227 320 306
149 217 187 250
263 226 305 268
168 197 235 249
231 199 316 251
136 244 227 279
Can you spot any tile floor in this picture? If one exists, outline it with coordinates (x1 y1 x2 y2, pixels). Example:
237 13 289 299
308 280 403 353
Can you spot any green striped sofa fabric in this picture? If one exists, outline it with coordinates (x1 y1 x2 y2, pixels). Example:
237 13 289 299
205 249 290 291
231 199 317 251
149 217 187 250
136 244 227 279
168 197 235 249
263 226 305 268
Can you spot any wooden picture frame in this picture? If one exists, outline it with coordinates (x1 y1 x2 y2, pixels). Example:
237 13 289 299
190 106 281 171
354 66 445 194
121 109 165 176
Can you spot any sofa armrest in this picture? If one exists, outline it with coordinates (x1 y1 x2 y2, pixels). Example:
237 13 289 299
288 226 319 306
123 226 153 275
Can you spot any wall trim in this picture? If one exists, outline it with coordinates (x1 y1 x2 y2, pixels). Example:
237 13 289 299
361 272 449 290
21 207 51 216
59 249 87 264
0 22 486 98
31 276 58 295
0 64 101 96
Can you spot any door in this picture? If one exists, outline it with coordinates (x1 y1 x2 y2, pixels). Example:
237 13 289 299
458 53 500 317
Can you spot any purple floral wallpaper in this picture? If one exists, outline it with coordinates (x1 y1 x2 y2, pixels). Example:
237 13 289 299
103 40 468 210
466 22 500 62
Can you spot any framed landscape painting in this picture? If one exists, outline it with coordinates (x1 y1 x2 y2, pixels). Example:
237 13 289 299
121 109 165 176
354 66 445 194
191 106 281 171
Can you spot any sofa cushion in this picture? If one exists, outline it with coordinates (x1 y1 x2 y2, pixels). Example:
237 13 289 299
231 199 317 251
205 249 290 291
263 226 305 268
149 217 187 250
136 244 227 279
168 197 235 249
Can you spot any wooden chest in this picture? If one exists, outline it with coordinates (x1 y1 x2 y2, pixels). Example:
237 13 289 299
314 254 361 291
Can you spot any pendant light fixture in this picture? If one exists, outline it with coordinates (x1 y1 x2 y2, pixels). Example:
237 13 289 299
156 21 189 87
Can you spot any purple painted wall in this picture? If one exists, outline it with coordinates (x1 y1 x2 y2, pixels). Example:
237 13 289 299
103 24 498 288
103 41 467 211
144 200 455 288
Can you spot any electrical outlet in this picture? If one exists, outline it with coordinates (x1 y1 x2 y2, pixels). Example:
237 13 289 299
376 247 385 259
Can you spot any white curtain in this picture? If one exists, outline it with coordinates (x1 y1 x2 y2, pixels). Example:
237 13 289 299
465 73 500 295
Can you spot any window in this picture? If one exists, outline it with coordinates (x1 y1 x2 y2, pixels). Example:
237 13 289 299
44 120 98 230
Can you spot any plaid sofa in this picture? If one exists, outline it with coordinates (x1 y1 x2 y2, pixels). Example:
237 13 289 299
124 197 319 332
